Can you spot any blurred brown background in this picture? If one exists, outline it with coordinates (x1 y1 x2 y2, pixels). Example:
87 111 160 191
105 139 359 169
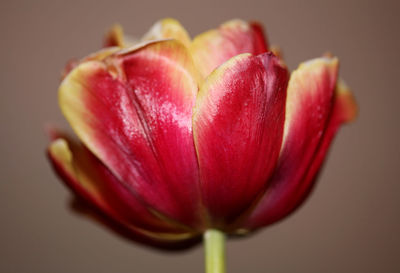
1 0 399 272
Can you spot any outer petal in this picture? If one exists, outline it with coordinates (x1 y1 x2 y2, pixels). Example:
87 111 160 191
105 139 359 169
142 18 191 48
59 40 203 228
193 52 288 227
47 135 197 246
244 57 348 229
190 20 269 78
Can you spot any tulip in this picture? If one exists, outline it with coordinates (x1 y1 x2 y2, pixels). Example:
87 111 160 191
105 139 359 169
47 18 357 272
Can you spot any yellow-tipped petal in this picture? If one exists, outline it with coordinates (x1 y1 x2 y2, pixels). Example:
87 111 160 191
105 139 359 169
283 57 339 144
59 40 205 228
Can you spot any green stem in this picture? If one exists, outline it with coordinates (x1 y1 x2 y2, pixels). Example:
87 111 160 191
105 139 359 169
204 229 226 273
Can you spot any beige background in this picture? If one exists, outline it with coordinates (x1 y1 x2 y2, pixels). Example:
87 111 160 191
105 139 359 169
1 0 399 272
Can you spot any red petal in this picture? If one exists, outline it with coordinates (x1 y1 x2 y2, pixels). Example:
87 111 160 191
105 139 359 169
47 135 197 244
59 40 203 228
244 57 345 229
193 52 288 227
190 20 269 78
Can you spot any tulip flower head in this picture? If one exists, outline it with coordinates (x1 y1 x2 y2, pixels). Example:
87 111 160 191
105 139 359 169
47 18 357 265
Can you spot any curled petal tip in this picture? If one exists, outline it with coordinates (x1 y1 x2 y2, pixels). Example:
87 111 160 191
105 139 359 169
48 138 73 166
335 79 358 123
104 24 125 47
